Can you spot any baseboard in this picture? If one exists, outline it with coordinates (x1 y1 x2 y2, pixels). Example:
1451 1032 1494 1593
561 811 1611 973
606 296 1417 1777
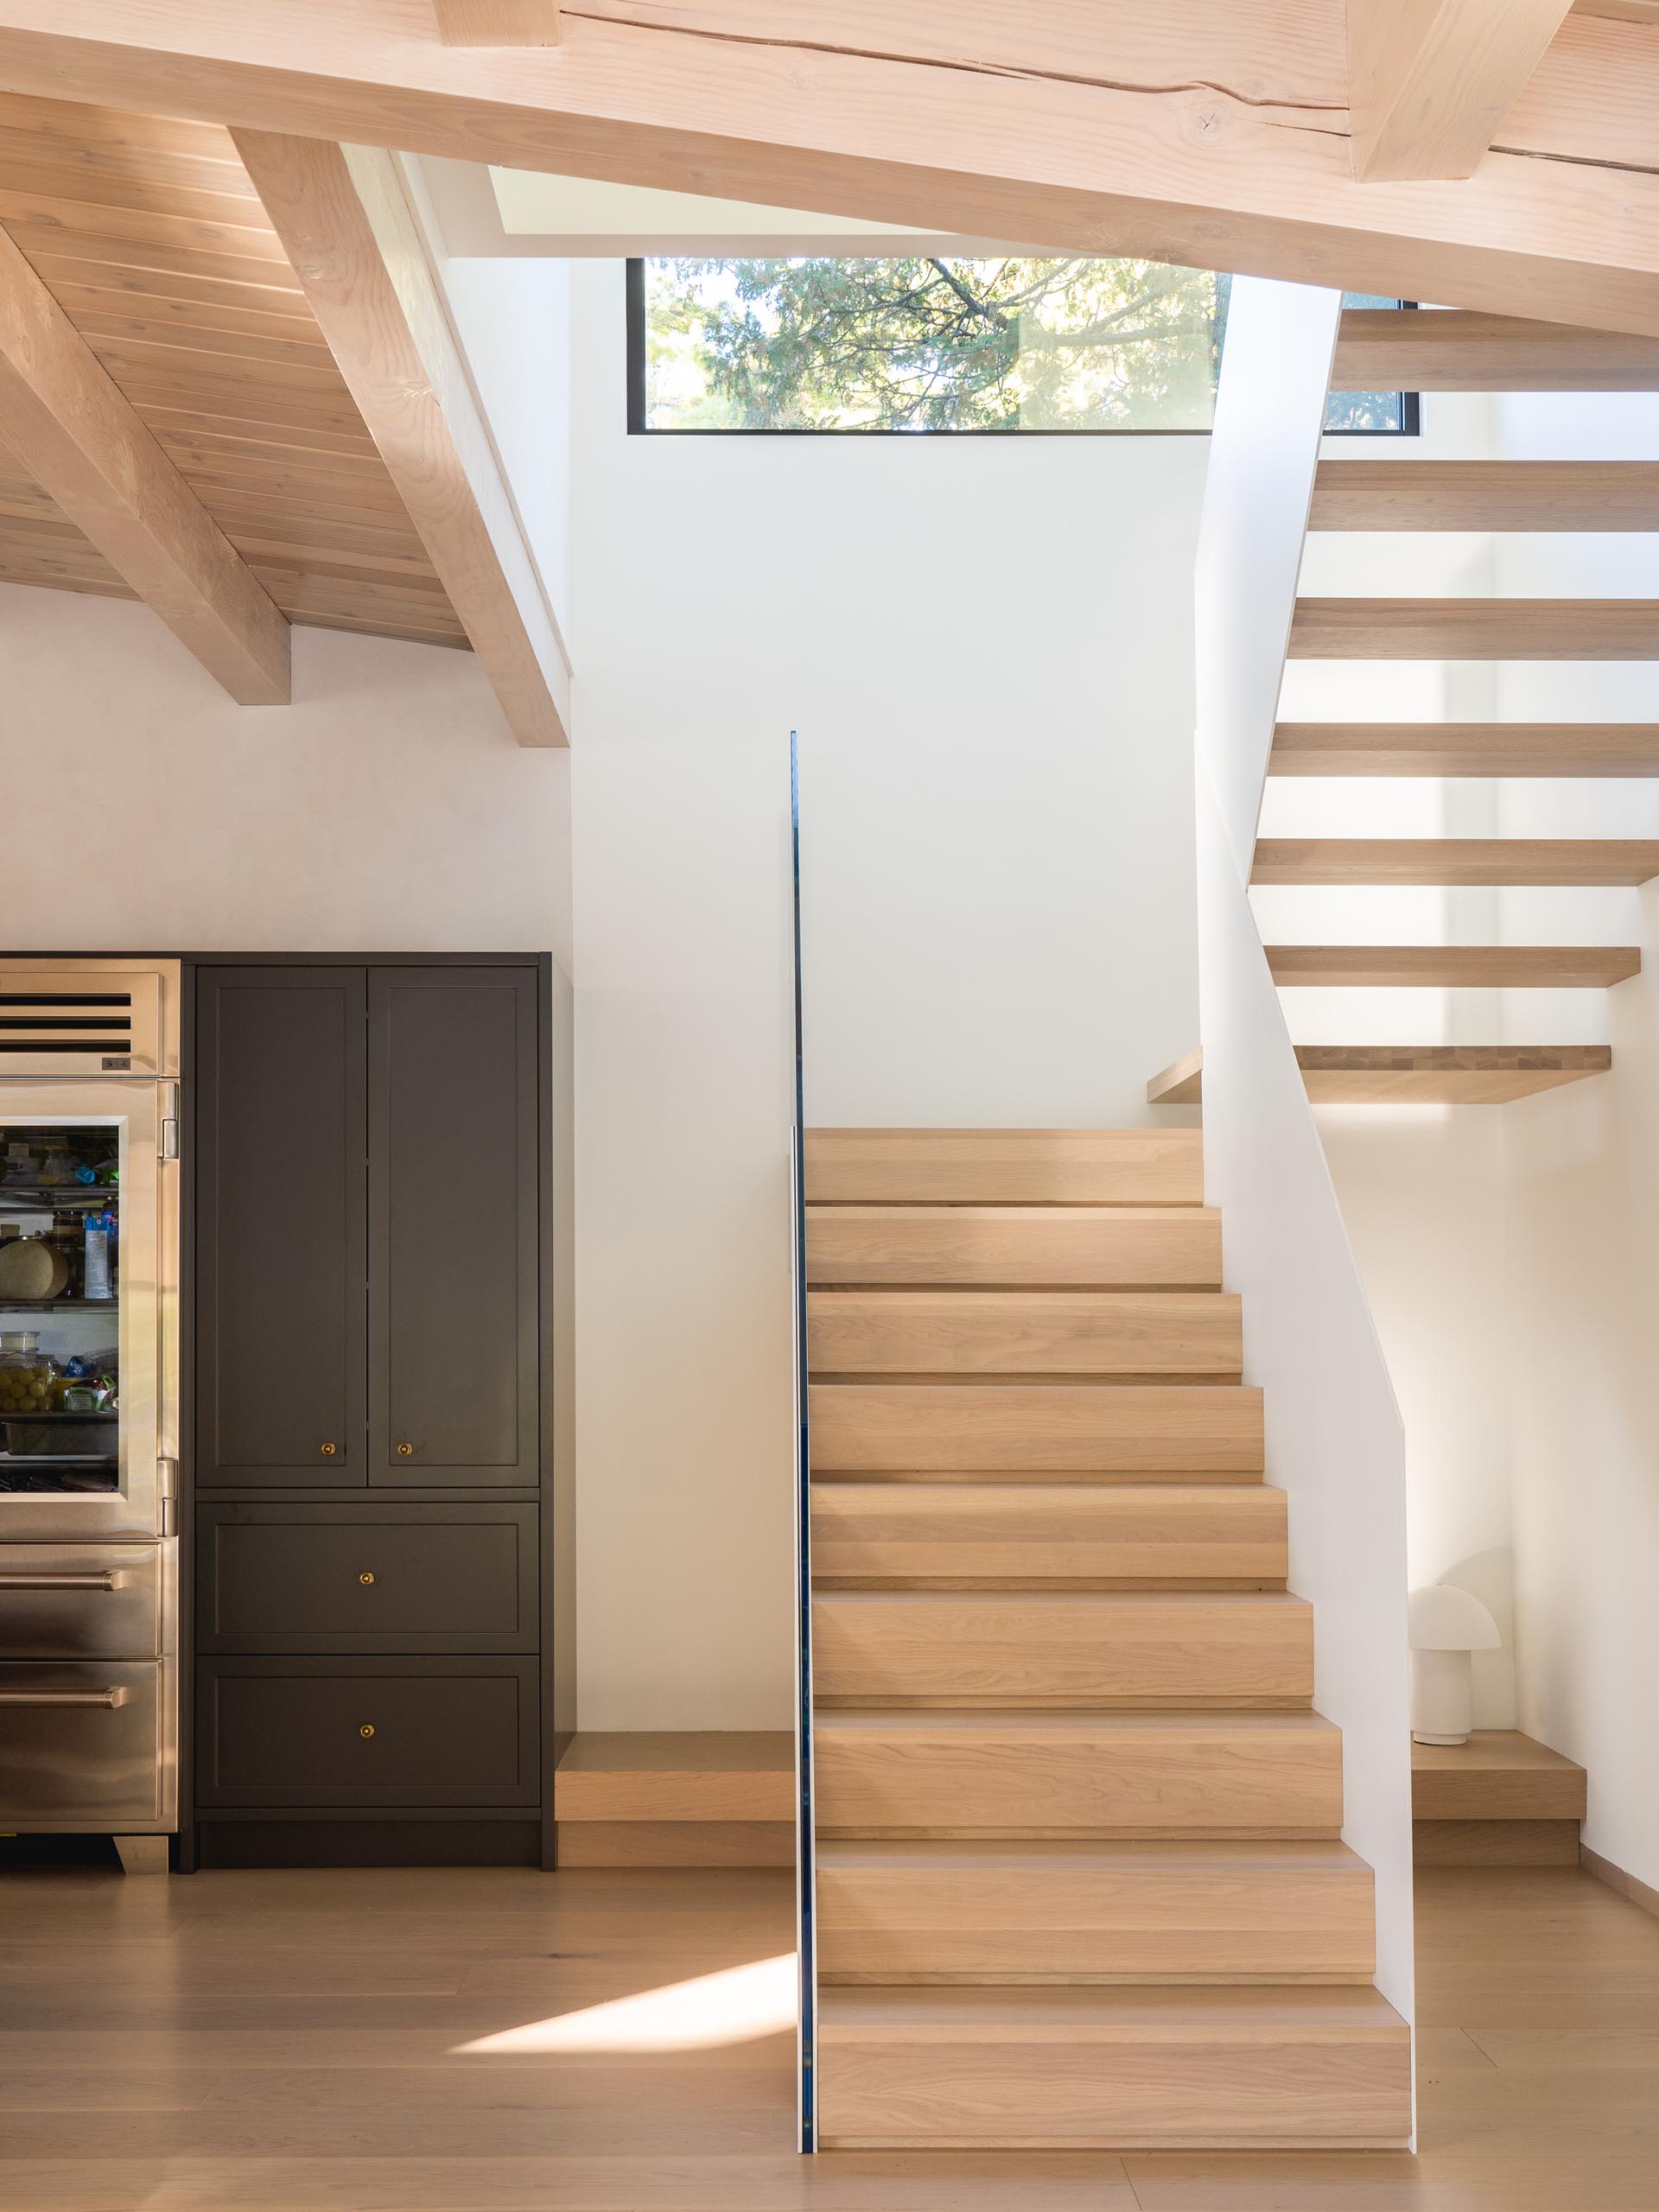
1581 1841 1659 1919
197 1819 542 1868
1414 1818 1580 1867
556 1820 794 1867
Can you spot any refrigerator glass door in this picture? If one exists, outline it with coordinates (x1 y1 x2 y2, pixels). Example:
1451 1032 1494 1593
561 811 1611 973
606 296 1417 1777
0 1082 168 1541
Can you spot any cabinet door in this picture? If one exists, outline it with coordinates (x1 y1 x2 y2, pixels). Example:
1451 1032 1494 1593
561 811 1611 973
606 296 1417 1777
368 968 537 1487
197 968 366 1487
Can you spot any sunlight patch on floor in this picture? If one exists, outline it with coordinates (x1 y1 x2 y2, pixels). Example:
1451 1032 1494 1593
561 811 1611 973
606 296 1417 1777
452 1950 798 2056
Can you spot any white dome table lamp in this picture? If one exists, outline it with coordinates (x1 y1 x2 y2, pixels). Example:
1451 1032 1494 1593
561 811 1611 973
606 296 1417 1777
1408 1585 1501 1746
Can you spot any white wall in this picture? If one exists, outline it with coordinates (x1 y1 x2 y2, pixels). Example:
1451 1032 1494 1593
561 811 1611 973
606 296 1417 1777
0 591 571 963
566 257 1209 1727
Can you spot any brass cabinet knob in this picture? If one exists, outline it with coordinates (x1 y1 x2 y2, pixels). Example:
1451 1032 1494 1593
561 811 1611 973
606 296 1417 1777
396 1441 414 1458
319 1442 338 1458
359 1723 375 1739
359 1570 375 1586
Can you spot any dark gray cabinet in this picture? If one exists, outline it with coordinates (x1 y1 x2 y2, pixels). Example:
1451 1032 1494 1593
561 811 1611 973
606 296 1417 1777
369 968 537 1487
188 957 550 1870
196 968 366 1487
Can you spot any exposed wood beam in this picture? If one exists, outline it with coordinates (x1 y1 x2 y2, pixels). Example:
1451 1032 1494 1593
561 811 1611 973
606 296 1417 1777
0 4 1657 333
432 0 560 44
232 130 569 748
0 219 288 701
1346 1 1576 181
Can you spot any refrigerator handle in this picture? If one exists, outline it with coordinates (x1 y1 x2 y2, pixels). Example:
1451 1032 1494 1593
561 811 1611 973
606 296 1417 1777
159 1081 180 1160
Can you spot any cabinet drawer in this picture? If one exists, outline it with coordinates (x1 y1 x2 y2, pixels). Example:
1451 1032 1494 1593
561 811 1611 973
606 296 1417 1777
0 1544 163 1658
0 1660 165 1824
197 1505 537 1654
196 1657 539 1808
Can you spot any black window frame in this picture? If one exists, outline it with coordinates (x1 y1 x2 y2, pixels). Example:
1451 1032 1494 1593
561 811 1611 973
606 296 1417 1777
624 259 1420 438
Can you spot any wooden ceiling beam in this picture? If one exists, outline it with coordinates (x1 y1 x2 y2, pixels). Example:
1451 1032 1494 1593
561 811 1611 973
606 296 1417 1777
232 129 568 747
0 3 1655 333
1347 1 1577 181
0 218 288 699
432 1 560 42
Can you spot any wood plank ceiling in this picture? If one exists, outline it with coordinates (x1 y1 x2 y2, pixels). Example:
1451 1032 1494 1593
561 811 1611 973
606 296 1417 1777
0 90 467 650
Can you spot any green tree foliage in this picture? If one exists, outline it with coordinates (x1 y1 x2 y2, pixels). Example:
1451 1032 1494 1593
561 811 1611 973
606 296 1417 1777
645 257 1224 430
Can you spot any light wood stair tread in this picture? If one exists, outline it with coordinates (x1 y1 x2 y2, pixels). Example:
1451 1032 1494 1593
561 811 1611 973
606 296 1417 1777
1332 308 1659 392
1412 1728 1587 1821
1266 944 1640 987
555 1731 792 1822
816 1836 1370 1874
807 1205 1222 1289
1252 837 1659 885
804 1127 1203 1206
811 1590 1314 1709
1270 721 1659 776
1309 459 1659 532
1149 1046 1611 1106
1289 597 1659 658
810 1479 1287 1586
806 1288 1242 1378
810 1381 1264 1474
816 1982 1412 2149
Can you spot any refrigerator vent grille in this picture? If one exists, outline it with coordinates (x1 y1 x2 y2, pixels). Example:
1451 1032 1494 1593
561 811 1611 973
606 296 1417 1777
0 990 135 1064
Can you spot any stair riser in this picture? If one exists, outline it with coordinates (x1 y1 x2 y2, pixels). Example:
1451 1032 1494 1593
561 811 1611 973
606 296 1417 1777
812 1596 1313 1707
810 1482 1287 1586
807 1207 1222 1290
815 1726 1342 1837
817 1864 1376 1984
817 2033 1411 2150
804 1128 1203 1205
808 1292 1242 1379
810 1384 1264 1475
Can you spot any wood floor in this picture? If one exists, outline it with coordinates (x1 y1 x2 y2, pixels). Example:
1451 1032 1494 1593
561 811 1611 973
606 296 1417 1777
3 1860 1656 2208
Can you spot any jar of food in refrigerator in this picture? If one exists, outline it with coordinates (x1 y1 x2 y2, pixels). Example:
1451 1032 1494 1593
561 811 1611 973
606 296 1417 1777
0 1331 62 1414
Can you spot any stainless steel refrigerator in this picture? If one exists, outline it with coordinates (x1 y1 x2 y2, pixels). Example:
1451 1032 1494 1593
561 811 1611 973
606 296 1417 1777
0 959 180 1870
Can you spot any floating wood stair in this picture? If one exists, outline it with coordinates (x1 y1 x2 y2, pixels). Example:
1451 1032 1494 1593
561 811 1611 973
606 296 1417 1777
1331 309 1659 393
1270 721 1659 776
816 1984 1411 2150
1289 598 1659 659
1148 1046 1611 1106
816 1838 1376 1984
1266 945 1641 988
554 1731 792 1867
804 1127 1409 2150
1412 1729 1586 1867
1308 461 1659 533
1253 838 1659 887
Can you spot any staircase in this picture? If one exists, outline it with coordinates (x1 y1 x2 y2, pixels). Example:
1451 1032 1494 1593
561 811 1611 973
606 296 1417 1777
804 1126 1411 2151
1153 304 1656 1109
